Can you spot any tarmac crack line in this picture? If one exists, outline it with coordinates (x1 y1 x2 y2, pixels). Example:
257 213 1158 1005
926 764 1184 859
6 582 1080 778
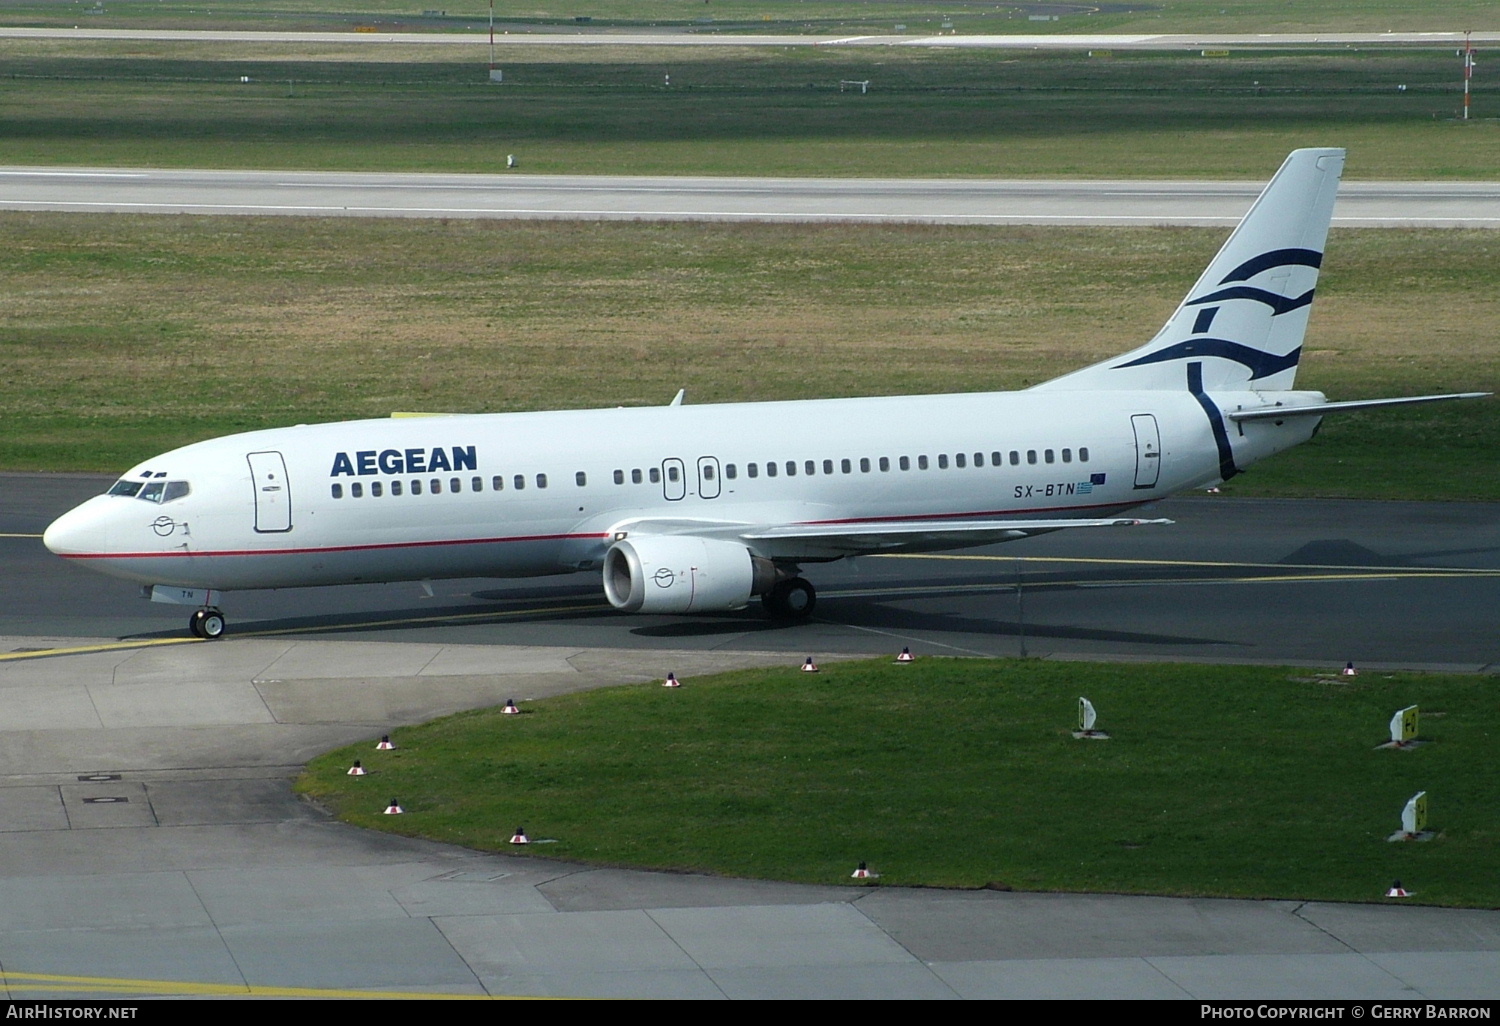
845 893 963 999
641 907 731 1000
1289 902 1429 998
182 870 254 996
1140 956 1208 999
427 916 494 998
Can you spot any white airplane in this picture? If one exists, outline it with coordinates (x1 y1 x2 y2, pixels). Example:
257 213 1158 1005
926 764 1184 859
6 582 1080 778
44 148 1487 639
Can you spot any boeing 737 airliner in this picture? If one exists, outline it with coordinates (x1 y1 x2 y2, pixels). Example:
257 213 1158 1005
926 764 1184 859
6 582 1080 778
43 149 1487 638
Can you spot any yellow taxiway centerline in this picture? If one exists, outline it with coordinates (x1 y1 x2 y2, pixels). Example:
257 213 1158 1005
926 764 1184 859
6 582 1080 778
0 968 534 999
0 602 611 661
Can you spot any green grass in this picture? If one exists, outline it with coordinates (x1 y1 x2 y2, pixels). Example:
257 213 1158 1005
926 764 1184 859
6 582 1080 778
296 658 1500 906
1 0 1496 34
1 46 1497 177
1 214 1494 498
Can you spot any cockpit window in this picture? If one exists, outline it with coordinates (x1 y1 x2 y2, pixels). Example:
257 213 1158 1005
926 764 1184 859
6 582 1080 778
108 480 143 497
134 480 190 504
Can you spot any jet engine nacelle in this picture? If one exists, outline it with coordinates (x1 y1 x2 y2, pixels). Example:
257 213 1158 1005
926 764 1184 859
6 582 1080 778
602 536 775 614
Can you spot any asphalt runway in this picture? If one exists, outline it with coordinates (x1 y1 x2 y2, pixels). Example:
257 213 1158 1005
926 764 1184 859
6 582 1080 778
2 475 1499 998
3 167 1498 227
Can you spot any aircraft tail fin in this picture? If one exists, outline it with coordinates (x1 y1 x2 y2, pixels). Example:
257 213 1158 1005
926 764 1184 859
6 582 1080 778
1034 147 1345 393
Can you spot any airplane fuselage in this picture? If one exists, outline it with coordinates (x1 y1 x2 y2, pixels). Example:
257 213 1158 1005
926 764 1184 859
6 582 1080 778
44 386 1319 592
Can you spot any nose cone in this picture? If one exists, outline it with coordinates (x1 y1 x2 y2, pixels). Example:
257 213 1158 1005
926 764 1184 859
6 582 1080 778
43 497 111 556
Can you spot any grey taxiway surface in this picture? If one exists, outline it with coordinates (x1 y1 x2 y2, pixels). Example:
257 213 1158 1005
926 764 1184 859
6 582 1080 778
4 167 1499 227
1 474 1497 999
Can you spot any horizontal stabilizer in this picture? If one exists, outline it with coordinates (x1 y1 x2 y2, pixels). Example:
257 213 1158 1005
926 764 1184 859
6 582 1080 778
1227 392 1491 422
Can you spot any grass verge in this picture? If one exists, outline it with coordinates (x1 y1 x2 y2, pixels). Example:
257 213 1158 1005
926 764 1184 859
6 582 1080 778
0 46 1497 178
0 0 1496 35
296 658 1500 907
1 214 1494 499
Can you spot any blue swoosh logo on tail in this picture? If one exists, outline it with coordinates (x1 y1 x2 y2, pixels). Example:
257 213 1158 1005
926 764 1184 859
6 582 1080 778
1218 247 1322 284
1115 339 1301 381
1187 286 1314 315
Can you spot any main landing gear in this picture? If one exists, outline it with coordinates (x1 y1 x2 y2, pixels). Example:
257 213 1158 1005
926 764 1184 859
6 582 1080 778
189 607 226 639
762 577 816 620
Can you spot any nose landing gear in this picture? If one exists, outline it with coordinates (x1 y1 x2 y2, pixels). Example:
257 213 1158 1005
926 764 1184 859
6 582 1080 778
189 607 226 639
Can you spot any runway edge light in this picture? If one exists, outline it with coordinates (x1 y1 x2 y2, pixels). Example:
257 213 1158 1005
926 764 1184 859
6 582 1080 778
801 657 819 673
852 862 879 880
503 698 521 714
663 672 682 688
895 647 915 664
1387 880 1411 898
376 734 396 750
1342 661 1359 676
384 799 403 815
510 826 530 845
347 760 366 776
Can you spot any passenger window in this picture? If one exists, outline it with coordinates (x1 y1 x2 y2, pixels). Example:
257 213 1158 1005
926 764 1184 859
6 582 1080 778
992 451 1002 466
649 468 660 484
956 453 967 469
805 461 815 476
331 484 343 499
351 482 363 498
703 465 715 480
666 466 679 482
431 479 442 494
411 480 423 495
973 452 984 467
372 481 383 497
1010 451 1020 466
725 464 737 480
860 458 871 473
392 480 403 496
450 477 461 492
822 460 833 475
938 454 949 470
1044 450 1055 464
537 474 548 489
899 456 910 471
879 457 890 472
632 469 642 484
514 475 526 490
492 476 504 491
841 459 851 474
918 455 929 470
748 463 759 478
1062 449 1072 463
613 469 624 485
767 462 778 478
1080 447 1090 462
576 471 587 487
473 476 483 492
786 462 796 477
1027 451 1037 465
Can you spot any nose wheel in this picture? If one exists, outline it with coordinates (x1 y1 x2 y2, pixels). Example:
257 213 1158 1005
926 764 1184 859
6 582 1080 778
189 607 226 639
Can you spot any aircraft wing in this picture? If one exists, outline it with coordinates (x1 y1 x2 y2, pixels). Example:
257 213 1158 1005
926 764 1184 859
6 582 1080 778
612 515 1172 558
